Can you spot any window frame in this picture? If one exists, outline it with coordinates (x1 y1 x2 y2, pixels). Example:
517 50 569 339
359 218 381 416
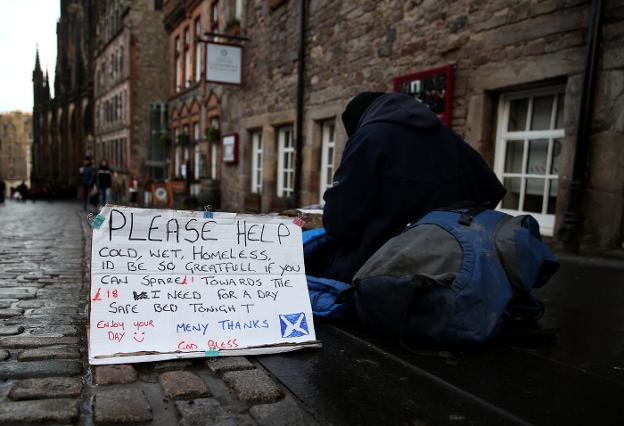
250 129 263 194
193 122 201 179
184 27 191 88
174 36 181 92
319 119 336 204
277 126 294 198
494 85 566 236
194 17 202 83
211 2 219 31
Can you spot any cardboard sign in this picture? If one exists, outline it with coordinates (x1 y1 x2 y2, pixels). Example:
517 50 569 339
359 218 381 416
88 206 319 365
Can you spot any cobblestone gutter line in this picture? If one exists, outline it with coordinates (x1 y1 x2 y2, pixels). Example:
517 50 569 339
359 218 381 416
4 202 319 425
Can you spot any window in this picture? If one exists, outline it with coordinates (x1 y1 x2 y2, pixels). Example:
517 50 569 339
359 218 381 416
251 130 262 194
235 0 243 20
183 124 190 162
184 28 191 88
122 138 127 169
173 128 180 176
194 18 202 83
211 143 218 179
494 86 565 236
119 45 124 75
210 117 219 179
193 123 203 179
174 36 181 92
115 139 120 167
122 90 127 123
154 0 163 10
319 120 336 203
211 2 219 30
277 126 294 198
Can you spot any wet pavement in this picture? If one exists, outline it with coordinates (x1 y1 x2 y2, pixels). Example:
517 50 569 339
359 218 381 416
258 249 624 425
1 200 624 425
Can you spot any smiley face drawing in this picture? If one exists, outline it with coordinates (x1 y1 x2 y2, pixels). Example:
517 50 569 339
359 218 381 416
133 330 146 343
131 320 155 343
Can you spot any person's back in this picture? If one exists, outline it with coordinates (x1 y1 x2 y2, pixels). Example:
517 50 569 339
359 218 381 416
17 182 27 195
322 92 506 282
96 160 112 207
82 163 95 186
97 163 112 190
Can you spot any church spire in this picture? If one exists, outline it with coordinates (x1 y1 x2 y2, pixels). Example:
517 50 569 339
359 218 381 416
34 46 42 73
44 69 51 100
33 46 44 87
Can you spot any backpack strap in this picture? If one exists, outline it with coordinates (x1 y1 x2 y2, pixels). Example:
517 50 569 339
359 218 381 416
410 201 489 228
458 206 487 226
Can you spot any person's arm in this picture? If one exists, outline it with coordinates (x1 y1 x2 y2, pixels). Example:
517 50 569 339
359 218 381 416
323 132 382 243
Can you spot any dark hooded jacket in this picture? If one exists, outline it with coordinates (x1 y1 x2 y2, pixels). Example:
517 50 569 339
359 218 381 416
322 93 506 283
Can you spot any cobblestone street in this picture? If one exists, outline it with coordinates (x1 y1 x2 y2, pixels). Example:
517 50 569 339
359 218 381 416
0 202 317 425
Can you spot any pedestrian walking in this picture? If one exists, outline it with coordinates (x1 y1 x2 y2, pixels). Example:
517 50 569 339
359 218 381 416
0 177 5 204
79 156 96 211
96 159 112 207
16 181 29 203
128 175 139 206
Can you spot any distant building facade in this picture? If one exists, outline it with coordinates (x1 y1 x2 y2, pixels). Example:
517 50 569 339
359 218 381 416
32 0 97 196
93 0 169 199
202 0 624 251
0 112 33 195
163 0 243 206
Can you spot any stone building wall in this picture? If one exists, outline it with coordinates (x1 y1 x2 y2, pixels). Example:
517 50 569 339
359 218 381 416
93 0 169 194
218 0 624 249
219 0 300 212
94 22 131 171
0 112 33 195
128 0 170 183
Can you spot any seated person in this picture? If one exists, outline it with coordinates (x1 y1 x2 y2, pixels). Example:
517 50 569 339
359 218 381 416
321 92 506 283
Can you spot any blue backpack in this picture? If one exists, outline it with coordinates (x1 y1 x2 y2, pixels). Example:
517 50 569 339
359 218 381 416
352 208 559 345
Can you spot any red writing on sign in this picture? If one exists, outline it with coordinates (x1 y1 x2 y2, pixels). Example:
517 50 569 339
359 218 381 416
133 320 155 329
177 340 199 351
92 288 118 302
97 320 125 330
207 338 239 350
108 331 125 342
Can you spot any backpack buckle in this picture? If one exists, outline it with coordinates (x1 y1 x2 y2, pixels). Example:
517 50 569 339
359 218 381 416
458 206 486 226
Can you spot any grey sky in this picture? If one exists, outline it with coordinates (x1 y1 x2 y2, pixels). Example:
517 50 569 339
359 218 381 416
0 0 60 113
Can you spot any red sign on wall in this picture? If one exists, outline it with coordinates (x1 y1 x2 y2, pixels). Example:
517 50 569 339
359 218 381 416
393 65 454 127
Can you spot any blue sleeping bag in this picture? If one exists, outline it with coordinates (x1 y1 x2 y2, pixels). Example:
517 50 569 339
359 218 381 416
303 228 353 318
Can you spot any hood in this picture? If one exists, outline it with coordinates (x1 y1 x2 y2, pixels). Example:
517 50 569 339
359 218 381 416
357 92 440 131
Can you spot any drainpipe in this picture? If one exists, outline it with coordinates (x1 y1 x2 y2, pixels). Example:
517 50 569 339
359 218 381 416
558 0 603 252
293 0 306 207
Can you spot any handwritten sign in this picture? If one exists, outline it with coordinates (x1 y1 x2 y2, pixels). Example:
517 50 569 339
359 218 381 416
88 206 319 365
